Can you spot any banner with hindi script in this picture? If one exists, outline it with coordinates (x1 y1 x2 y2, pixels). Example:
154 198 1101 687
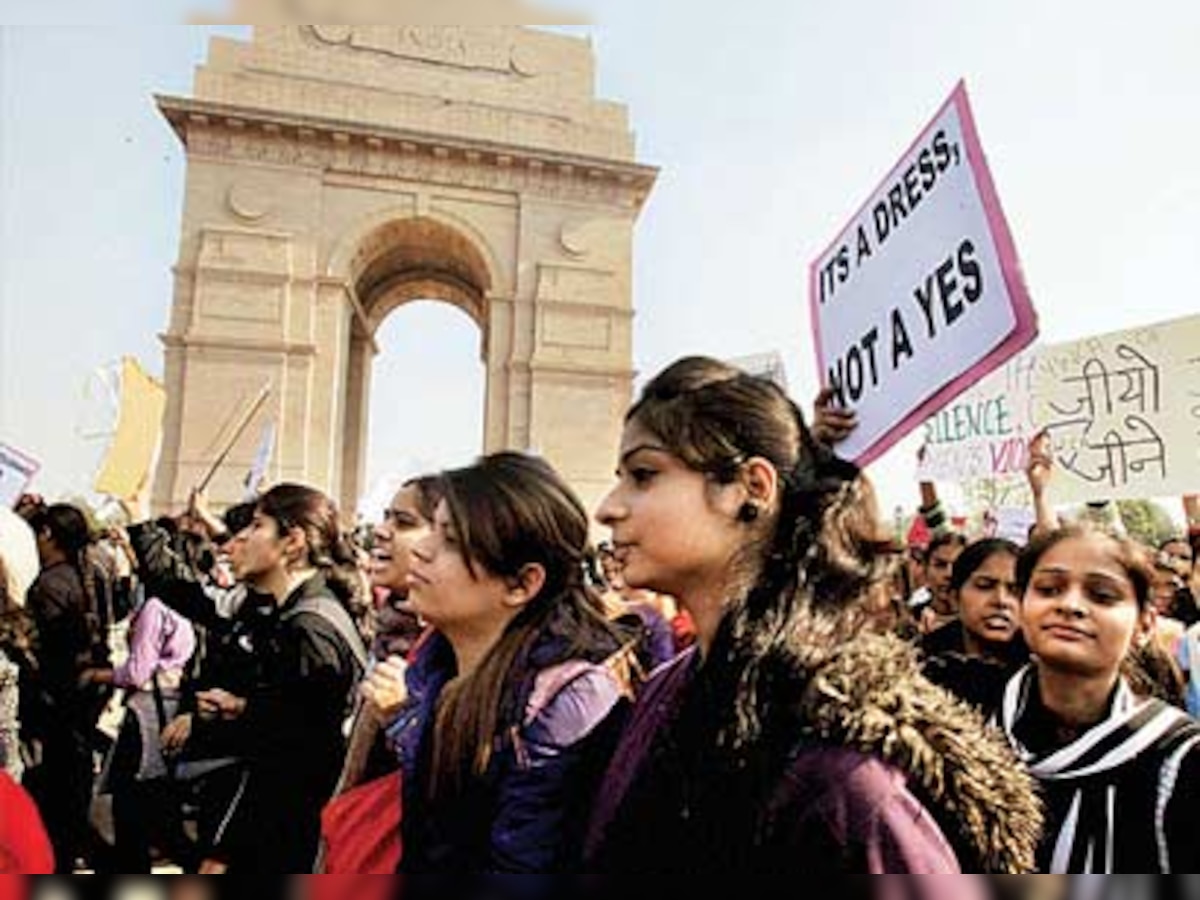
1031 314 1200 503
917 349 1038 484
915 349 1039 512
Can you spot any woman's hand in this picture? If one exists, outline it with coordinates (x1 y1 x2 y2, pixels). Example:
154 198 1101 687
186 487 227 540
106 525 139 574
161 713 194 754
199 859 229 874
1026 430 1054 497
196 688 248 721
361 655 409 726
811 387 858 447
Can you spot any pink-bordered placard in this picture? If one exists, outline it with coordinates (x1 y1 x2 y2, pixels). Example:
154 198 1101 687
808 79 1038 468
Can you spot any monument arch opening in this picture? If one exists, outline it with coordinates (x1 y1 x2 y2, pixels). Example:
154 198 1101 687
340 215 493 511
359 298 486 520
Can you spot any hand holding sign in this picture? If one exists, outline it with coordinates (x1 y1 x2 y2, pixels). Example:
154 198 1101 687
812 387 858 448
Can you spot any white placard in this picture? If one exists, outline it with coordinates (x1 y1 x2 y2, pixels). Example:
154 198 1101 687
1033 314 1200 503
810 80 1037 466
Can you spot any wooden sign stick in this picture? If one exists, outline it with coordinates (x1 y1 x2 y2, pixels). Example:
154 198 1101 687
194 380 272 494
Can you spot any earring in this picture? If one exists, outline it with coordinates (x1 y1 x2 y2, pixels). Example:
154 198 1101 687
737 502 760 524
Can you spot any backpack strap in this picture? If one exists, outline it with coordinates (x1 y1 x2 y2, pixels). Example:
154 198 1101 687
282 595 369 673
522 643 639 727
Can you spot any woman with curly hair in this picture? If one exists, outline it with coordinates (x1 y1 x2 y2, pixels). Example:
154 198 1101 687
584 356 1042 879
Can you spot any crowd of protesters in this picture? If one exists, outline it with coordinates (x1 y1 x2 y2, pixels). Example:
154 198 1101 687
3 354 1200 884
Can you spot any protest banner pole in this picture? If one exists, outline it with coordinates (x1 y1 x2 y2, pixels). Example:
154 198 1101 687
195 380 272 494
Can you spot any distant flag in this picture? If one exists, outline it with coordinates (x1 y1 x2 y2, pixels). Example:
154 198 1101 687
93 357 167 499
243 420 276 500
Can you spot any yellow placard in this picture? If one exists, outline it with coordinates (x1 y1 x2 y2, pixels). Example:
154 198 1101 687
93 357 167 498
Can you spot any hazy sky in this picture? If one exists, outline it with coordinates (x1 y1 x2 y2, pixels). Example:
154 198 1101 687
3 3 1199 521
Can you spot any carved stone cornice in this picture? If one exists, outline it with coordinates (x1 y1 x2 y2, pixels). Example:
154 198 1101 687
156 95 658 210
160 332 318 357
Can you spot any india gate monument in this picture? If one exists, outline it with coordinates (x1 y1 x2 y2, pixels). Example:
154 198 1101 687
152 25 658 518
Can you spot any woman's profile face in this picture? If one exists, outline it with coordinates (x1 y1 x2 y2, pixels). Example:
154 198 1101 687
406 500 515 636
595 420 746 604
370 484 432 593
231 509 290 584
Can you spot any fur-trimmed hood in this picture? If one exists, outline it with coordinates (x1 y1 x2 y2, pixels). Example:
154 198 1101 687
798 630 1043 873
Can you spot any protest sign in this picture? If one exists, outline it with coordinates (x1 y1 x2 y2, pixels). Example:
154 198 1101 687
94 357 168 499
917 348 1039 485
0 442 40 508
916 313 1200 509
1031 313 1200 504
811 80 1037 466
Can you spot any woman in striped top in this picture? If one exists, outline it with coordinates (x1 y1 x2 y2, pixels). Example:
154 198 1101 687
999 524 1200 873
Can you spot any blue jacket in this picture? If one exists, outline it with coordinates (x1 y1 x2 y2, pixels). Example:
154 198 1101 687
387 629 631 873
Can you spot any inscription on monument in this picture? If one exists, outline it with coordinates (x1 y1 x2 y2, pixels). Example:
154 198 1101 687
307 25 514 73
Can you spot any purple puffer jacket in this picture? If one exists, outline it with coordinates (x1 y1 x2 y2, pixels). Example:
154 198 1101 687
586 635 1042 880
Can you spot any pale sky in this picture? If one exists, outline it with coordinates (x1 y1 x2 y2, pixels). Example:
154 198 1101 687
2 3 1199 523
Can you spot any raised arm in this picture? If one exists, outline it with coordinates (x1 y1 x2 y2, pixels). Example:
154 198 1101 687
1026 431 1060 541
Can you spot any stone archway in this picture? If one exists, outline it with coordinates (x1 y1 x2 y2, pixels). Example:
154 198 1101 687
152 25 657 517
338 215 492 511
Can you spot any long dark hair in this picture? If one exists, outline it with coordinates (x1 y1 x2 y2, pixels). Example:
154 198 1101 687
256 484 363 610
30 503 102 624
626 357 897 759
429 451 630 798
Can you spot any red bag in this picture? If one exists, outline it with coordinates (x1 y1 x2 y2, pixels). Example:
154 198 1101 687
318 769 403 874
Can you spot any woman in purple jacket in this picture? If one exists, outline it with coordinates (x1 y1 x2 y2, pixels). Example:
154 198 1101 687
585 356 1042 877
81 589 197 871
363 452 642 873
